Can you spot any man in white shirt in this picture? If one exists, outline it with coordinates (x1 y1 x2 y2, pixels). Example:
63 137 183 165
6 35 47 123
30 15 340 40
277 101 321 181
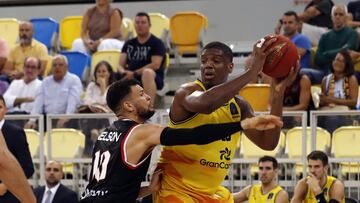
25 54 83 129
33 161 78 203
4 57 42 114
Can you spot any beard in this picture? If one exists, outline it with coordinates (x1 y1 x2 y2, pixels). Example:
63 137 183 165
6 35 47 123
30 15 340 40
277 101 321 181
138 107 155 120
19 36 31 45
46 179 60 188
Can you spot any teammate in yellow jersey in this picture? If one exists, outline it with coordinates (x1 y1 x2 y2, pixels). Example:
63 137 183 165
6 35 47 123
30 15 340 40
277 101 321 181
233 156 288 203
153 39 299 203
291 150 345 203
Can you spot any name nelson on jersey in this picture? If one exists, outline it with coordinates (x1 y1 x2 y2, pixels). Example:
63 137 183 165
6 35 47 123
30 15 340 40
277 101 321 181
98 131 122 142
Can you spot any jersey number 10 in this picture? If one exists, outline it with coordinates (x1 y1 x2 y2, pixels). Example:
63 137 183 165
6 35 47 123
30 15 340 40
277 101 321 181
92 150 111 182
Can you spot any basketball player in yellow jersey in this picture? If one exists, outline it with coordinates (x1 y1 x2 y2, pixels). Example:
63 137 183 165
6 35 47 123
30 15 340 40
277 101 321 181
153 39 299 203
233 156 289 203
291 151 345 203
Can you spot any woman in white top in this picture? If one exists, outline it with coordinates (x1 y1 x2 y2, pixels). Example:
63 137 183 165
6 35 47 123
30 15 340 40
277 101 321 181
318 51 358 133
83 60 115 113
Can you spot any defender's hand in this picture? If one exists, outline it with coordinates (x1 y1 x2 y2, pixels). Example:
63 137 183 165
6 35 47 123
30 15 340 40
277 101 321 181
241 115 283 131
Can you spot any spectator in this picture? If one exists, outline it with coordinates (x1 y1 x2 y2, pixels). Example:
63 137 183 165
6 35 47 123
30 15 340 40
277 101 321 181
82 61 114 112
2 21 48 81
33 161 78 203
3 57 42 115
318 51 358 133
347 0 360 28
313 4 358 84
119 12 166 107
277 11 312 69
291 151 345 203
298 0 334 46
0 37 9 73
72 0 123 54
25 55 83 129
0 95 34 203
233 156 289 203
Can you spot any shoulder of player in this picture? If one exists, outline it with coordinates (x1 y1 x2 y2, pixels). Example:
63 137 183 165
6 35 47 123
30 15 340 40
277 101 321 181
330 178 344 191
296 178 309 190
276 189 289 200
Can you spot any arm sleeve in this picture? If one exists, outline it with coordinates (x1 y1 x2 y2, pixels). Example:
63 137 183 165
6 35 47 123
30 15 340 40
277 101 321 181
151 38 166 57
3 81 18 108
315 0 333 15
160 122 242 146
66 76 83 114
121 41 129 53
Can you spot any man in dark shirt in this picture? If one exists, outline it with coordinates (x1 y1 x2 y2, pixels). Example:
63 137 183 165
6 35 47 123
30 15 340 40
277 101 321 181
119 12 166 107
299 0 334 29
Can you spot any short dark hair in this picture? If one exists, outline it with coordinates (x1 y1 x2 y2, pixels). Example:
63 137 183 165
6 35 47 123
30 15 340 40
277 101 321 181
203 41 233 62
283 10 300 22
258 156 278 169
331 50 355 77
106 79 141 114
307 150 329 166
93 61 115 87
136 12 151 25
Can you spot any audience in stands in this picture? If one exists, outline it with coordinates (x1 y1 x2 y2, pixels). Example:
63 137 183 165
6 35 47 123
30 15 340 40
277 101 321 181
2 21 48 81
318 51 358 133
3 57 42 115
277 11 312 69
298 0 334 46
0 96 34 203
0 37 8 74
72 0 123 54
310 4 358 84
291 151 345 203
119 12 166 107
25 55 82 129
233 156 289 203
33 161 79 203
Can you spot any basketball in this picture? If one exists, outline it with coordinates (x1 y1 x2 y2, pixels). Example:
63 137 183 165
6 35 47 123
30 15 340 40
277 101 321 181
259 35 299 78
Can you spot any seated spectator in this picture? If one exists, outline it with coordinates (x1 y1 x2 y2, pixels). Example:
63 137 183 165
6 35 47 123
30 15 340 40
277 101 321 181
279 68 312 128
119 12 166 107
346 0 360 28
318 51 358 133
81 61 114 113
72 0 123 54
0 37 8 73
2 21 48 81
298 0 334 46
276 11 312 69
25 55 83 129
3 57 42 115
233 156 289 203
33 161 78 203
311 4 358 84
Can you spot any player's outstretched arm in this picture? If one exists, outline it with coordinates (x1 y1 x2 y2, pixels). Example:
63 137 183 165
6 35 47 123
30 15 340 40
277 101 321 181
135 114 282 147
0 132 36 203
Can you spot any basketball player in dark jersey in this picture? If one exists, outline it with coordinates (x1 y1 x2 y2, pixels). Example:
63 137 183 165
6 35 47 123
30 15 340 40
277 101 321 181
80 79 283 203
0 131 36 203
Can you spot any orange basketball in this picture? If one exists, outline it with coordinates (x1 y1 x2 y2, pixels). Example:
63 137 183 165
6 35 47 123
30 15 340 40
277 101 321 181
259 35 299 78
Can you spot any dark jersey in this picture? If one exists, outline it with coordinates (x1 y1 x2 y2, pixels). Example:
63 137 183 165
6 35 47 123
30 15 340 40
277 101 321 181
80 119 151 203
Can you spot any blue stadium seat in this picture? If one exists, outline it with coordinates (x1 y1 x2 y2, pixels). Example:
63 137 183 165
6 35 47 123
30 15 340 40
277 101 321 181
30 17 59 53
60 51 90 80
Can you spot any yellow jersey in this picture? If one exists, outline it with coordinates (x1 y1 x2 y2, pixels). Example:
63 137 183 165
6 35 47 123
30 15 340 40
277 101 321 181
248 184 284 203
304 176 345 203
154 80 241 203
